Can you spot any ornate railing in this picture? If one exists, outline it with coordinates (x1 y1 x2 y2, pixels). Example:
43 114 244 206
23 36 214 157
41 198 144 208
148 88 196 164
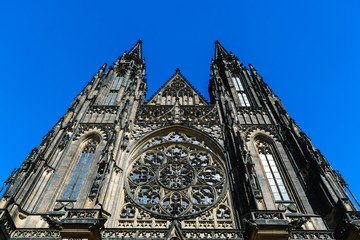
66 209 99 219
11 229 61 239
251 210 286 220
102 229 168 239
102 229 244 239
346 211 360 222
61 208 107 228
82 105 118 123
87 105 118 114
289 230 335 239
182 229 244 239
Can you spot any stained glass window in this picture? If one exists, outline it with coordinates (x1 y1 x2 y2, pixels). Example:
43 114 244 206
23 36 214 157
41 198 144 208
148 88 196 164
62 139 97 200
125 133 227 219
105 92 118 105
232 77 250 107
111 76 124 90
257 142 290 201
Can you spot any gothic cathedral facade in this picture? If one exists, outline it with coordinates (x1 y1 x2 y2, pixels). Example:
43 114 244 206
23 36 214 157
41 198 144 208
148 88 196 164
0 41 359 240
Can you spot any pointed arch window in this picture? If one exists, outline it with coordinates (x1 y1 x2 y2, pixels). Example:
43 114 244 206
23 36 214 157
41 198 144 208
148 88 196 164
62 138 98 200
256 141 290 201
232 76 250 107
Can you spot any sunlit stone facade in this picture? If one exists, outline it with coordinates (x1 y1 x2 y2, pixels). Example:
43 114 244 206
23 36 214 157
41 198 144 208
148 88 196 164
0 41 359 240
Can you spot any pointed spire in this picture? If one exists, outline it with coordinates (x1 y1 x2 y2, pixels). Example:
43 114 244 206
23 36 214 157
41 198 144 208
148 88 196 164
127 40 143 60
249 64 255 72
215 40 229 60
250 64 261 77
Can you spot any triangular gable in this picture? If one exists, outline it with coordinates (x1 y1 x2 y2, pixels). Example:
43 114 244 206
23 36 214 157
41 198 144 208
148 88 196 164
147 69 208 106
165 221 185 240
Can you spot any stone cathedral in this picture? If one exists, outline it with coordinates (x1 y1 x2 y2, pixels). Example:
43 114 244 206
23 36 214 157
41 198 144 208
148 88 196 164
0 41 359 240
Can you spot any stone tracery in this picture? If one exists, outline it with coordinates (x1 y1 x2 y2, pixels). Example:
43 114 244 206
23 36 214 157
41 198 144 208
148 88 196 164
125 131 228 220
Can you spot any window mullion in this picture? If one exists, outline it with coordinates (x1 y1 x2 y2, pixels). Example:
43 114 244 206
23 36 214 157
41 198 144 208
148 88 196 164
70 152 94 199
265 153 283 201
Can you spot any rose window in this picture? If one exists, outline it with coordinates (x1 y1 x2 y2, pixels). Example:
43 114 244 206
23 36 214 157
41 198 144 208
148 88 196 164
158 163 194 190
126 140 227 220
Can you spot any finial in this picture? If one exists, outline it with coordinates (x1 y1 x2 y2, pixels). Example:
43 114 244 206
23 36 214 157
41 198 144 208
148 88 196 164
176 68 181 73
138 39 142 44
215 40 220 44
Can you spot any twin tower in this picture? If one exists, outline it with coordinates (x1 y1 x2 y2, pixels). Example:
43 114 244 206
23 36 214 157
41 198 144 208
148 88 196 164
0 41 358 240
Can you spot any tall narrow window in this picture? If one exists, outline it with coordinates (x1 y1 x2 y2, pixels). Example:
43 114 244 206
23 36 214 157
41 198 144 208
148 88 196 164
232 77 250 107
125 78 132 92
112 76 124 90
105 92 118 105
62 139 98 200
104 76 124 105
257 141 290 201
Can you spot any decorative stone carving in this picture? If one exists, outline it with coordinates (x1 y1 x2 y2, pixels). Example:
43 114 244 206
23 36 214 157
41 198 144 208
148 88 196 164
134 104 222 141
102 229 168 239
88 168 104 199
73 124 111 141
82 106 118 124
11 229 61 238
0 210 14 236
252 211 285 220
182 230 243 239
58 133 70 150
146 73 208 106
244 126 279 142
125 135 227 220
289 230 335 239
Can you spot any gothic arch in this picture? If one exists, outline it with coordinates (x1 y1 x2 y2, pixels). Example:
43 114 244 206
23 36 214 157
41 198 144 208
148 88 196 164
245 127 296 210
66 132 104 176
79 133 101 146
244 126 279 143
245 128 311 214
54 131 106 209
73 124 111 142
120 125 236 229
129 125 225 160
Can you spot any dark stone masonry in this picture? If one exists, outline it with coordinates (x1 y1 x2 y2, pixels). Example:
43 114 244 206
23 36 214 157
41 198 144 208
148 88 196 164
0 41 358 240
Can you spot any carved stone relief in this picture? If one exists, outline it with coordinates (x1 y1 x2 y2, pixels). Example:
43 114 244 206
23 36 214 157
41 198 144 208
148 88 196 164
125 142 226 219
119 130 235 230
73 124 111 141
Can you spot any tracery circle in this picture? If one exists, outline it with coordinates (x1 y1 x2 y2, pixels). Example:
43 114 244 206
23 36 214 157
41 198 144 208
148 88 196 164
125 135 227 220
158 162 195 190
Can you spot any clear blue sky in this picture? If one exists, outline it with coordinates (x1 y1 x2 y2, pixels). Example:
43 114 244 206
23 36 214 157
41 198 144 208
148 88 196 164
0 1 359 204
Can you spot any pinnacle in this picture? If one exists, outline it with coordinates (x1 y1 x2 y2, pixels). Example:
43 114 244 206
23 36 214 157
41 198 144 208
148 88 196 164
127 41 143 60
249 64 257 73
214 40 229 60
